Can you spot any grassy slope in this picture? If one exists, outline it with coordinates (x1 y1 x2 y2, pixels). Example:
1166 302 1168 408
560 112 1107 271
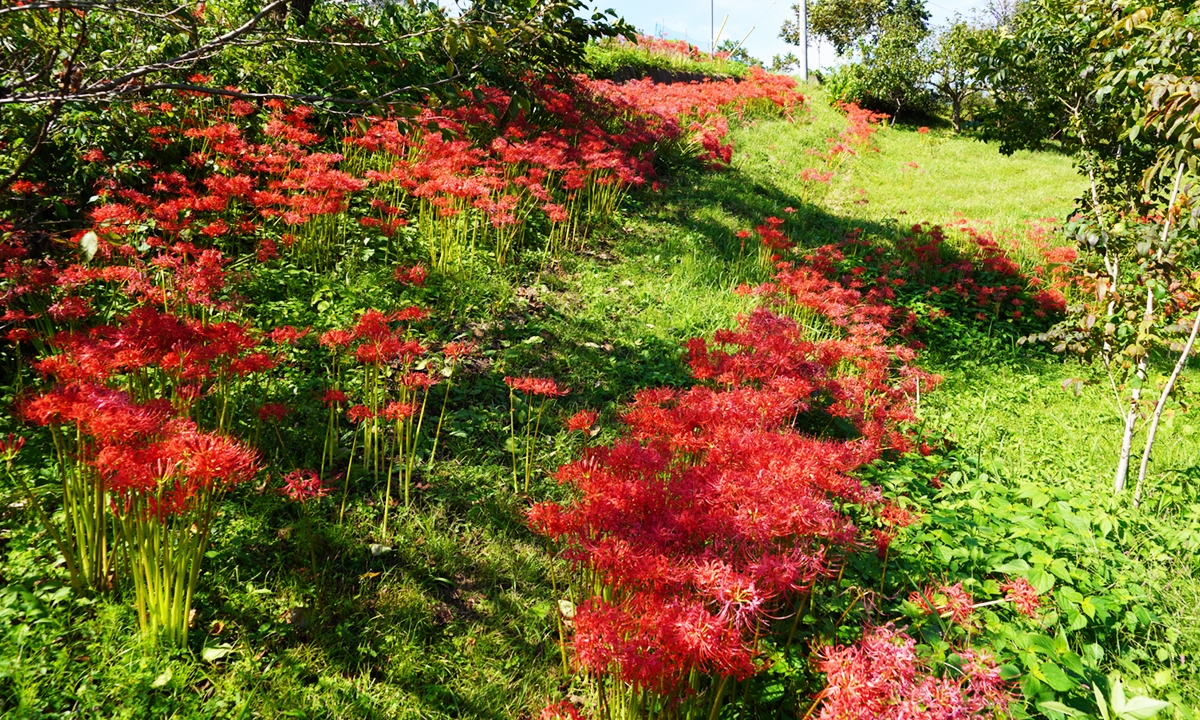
4 83 1200 718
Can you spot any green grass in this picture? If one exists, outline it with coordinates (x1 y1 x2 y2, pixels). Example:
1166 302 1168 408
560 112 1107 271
830 123 1087 230
585 39 750 80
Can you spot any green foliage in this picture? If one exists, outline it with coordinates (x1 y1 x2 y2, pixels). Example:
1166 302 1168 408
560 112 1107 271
583 39 751 81
1088 0 1200 186
782 0 931 55
928 20 994 132
854 448 1200 711
972 0 1106 156
836 17 936 119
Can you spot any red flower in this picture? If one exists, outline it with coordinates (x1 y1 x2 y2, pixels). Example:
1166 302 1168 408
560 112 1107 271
0 433 25 460
566 409 598 432
909 582 974 626
257 402 291 422
281 469 330 502
505 376 568 397
538 700 584 720
443 340 476 361
394 264 427 286
266 325 312 345
347 405 375 423
381 401 416 420
320 329 352 349
999 577 1041 618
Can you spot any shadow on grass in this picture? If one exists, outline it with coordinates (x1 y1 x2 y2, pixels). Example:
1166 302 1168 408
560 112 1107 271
558 160 1064 371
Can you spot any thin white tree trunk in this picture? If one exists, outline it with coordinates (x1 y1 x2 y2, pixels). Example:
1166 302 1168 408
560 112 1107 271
1114 351 1147 493
1135 305 1200 506
1131 164 1188 504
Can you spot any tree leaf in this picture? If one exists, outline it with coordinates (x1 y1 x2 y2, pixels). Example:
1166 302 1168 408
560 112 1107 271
1118 697 1171 720
80 231 99 260
1040 661 1076 691
1038 701 1091 718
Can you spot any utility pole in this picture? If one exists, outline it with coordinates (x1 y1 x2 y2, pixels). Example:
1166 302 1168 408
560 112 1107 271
799 0 809 81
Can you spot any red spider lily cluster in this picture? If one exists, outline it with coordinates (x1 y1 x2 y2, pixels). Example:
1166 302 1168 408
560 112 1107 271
615 35 707 63
529 259 936 707
19 378 260 621
505 376 568 397
818 625 1009 720
3 68 805 315
741 219 1074 344
22 384 259 511
345 72 805 267
35 306 277 406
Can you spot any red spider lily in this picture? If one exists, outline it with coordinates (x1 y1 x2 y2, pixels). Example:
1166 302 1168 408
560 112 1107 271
346 405 375 423
878 502 920 528
538 700 585 720
506 376 568 397
442 340 476 361
323 390 348 407
266 325 312 345
999 577 1041 618
257 402 291 423
281 469 330 502
319 329 352 349
909 582 975 626
817 625 1010 720
164 430 260 496
381 401 416 421
566 409 598 433
394 264 427 286
0 434 25 467
10 180 46 194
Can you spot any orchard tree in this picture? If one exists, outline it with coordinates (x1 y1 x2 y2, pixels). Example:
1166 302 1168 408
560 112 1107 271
781 0 930 55
928 20 993 133
994 0 1200 498
1088 0 1199 500
823 15 931 121
857 16 933 120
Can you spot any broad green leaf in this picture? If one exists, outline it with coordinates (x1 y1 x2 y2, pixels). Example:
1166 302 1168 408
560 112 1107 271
151 668 172 688
999 664 1022 681
1038 701 1091 718
202 645 234 663
1118 697 1171 720
1110 678 1127 715
1040 661 1076 691
994 558 1031 574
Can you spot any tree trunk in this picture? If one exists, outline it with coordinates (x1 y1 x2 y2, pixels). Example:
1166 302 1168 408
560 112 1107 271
1135 305 1200 505
1114 286 1154 494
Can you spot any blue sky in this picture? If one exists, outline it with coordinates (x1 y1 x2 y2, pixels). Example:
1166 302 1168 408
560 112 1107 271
589 0 995 69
